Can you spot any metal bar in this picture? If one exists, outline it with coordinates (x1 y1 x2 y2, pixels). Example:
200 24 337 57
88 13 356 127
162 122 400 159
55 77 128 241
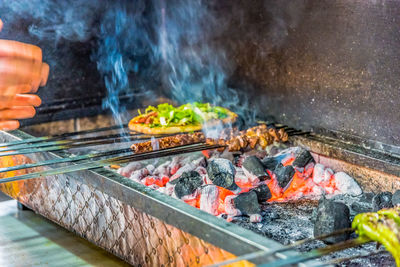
258 238 368 267
0 143 222 184
288 131 310 136
0 135 152 157
0 124 129 147
308 250 388 267
0 132 167 153
207 228 354 267
0 148 132 174
0 131 204 156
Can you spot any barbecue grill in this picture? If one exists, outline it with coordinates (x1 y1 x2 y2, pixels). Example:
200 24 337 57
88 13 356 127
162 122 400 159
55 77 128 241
1 0 400 266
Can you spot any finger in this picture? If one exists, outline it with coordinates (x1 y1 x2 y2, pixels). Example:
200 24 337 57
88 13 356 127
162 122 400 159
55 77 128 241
0 84 32 95
29 60 43 93
0 40 42 62
0 120 20 131
0 106 36 120
0 85 33 109
0 58 42 90
0 19 3 32
10 94 41 107
13 84 31 94
40 62 49 87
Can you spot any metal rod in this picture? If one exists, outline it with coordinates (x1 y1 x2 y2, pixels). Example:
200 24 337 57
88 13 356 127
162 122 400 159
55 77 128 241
207 228 354 267
0 143 223 184
0 132 167 153
288 131 310 136
0 124 129 147
0 135 156 157
308 250 388 267
258 238 369 267
0 148 132 174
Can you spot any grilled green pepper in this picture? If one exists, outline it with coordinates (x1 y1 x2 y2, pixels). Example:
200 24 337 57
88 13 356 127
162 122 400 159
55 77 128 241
352 207 400 266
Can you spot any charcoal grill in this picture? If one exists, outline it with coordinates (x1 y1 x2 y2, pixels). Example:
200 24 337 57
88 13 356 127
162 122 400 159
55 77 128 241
0 128 312 266
1 118 399 265
1 0 400 265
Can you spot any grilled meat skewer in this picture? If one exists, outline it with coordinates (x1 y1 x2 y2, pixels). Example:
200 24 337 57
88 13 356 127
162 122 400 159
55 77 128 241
131 125 288 153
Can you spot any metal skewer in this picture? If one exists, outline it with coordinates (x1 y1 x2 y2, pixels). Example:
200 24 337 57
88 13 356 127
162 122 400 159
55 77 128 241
0 148 132 174
0 132 168 153
0 124 129 148
308 250 388 267
0 143 223 184
0 131 203 156
0 135 158 157
258 238 370 267
207 228 354 267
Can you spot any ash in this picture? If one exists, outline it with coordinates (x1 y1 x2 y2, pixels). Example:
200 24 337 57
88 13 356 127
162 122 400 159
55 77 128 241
231 199 395 266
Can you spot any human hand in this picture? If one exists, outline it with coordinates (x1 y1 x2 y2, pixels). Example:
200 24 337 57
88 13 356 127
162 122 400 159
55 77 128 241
0 18 49 130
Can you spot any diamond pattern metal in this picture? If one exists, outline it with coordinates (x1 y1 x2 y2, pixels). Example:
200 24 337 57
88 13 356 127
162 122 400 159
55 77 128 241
0 155 252 266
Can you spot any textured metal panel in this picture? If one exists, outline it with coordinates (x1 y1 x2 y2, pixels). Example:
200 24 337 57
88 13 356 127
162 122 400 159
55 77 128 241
1 173 243 266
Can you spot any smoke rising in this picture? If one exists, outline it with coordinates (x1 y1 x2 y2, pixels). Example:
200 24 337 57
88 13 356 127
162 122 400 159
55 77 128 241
0 0 100 42
0 0 282 127
94 2 152 127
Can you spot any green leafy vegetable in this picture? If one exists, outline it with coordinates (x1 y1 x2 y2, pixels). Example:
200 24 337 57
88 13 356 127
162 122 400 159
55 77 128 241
136 102 231 127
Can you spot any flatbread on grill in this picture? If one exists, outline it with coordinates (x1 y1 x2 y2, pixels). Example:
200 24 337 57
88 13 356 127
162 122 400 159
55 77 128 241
128 104 237 135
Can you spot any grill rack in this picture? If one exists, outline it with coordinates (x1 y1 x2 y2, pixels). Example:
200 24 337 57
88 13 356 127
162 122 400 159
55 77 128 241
0 129 317 266
1 124 398 265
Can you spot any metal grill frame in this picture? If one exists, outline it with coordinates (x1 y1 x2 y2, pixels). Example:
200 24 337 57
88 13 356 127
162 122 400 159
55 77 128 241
0 129 310 266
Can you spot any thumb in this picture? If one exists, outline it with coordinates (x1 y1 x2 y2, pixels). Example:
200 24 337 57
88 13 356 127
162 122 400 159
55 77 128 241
0 19 3 32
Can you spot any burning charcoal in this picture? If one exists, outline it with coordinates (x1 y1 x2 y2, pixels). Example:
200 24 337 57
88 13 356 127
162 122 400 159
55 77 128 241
252 183 272 203
312 163 325 184
233 154 244 167
219 150 235 162
118 162 142 177
164 182 176 196
274 163 295 188
233 191 261 215
195 166 211 184
324 168 334 181
170 156 182 175
235 168 251 184
195 166 207 176
153 161 171 177
207 158 238 191
146 164 155 173
174 171 203 198
351 192 374 214
193 157 207 168
372 192 393 211
314 199 350 244
333 172 362 196
242 156 270 182
129 168 150 182
170 162 196 181
292 148 315 168
392 190 400 206
261 157 278 171
181 189 199 202
249 214 262 223
200 185 220 215
224 195 241 216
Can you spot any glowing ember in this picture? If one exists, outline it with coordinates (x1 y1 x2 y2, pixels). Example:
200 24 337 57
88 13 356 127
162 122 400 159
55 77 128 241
115 146 362 221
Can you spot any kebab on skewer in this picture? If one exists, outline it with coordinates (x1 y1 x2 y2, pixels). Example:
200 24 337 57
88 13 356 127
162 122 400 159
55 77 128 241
131 125 288 153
